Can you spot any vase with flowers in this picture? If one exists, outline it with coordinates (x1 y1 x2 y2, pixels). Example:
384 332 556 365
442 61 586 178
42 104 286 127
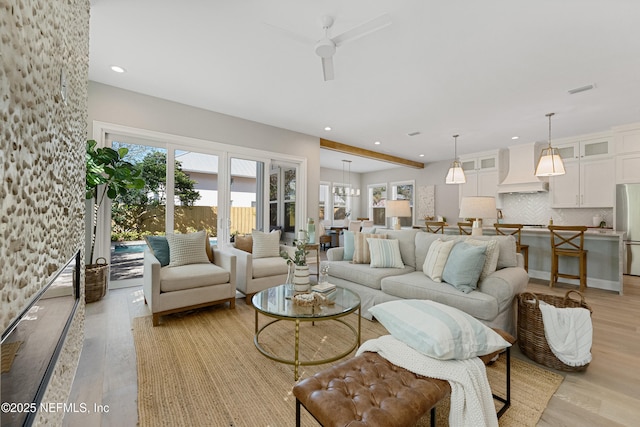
280 233 310 292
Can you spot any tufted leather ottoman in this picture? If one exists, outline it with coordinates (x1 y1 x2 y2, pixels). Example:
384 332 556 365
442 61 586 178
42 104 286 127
292 351 451 427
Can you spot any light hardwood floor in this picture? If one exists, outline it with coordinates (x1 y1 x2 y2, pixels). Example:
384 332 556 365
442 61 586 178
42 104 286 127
63 274 640 426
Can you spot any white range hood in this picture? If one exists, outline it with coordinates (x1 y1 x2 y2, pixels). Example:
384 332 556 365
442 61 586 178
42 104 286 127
497 143 549 193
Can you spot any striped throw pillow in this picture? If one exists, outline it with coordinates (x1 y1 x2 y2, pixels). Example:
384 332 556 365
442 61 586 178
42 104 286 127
351 233 386 264
166 230 211 267
369 300 511 360
367 238 404 268
422 238 455 282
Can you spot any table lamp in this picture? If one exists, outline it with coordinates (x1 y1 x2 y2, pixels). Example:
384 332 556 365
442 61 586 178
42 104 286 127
386 200 412 230
459 196 496 236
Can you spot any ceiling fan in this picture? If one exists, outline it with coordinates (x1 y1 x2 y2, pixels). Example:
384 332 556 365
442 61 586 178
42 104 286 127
269 14 392 81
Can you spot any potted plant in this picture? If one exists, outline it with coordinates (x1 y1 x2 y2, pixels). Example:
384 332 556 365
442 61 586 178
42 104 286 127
85 139 144 302
280 235 310 292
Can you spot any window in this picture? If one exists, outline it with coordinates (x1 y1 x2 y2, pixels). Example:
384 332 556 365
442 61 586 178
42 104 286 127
368 184 387 226
391 180 415 227
319 182 330 221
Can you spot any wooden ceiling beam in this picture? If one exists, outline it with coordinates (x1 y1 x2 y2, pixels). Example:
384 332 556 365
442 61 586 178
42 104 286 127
320 138 424 169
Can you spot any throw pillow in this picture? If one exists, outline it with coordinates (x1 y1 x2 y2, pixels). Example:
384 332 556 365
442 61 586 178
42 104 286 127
361 226 376 234
343 231 355 261
442 242 486 293
205 233 215 263
352 233 386 264
166 230 211 267
235 234 253 253
368 300 512 360
367 238 404 268
252 229 281 259
422 238 455 282
465 238 499 282
144 235 170 267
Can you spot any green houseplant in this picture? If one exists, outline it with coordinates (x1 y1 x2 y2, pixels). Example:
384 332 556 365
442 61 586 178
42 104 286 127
85 139 144 302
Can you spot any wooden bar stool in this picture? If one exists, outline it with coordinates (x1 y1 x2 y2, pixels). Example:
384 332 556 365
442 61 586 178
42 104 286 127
458 222 473 235
548 225 588 292
425 221 446 234
494 223 529 272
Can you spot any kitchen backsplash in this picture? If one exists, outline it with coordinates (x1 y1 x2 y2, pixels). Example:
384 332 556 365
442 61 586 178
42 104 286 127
500 192 613 227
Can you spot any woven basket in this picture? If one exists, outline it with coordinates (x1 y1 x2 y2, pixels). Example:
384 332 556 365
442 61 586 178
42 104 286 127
85 257 109 303
517 290 592 372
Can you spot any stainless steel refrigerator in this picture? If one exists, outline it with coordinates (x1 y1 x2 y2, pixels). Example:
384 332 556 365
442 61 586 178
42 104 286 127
616 183 640 276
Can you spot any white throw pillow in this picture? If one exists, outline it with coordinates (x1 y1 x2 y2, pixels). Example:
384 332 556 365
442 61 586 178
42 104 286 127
367 238 404 268
166 230 211 267
422 239 455 282
466 238 499 282
368 300 512 360
252 229 281 259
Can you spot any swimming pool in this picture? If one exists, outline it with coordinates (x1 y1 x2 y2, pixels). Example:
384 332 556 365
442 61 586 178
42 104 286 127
112 238 218 254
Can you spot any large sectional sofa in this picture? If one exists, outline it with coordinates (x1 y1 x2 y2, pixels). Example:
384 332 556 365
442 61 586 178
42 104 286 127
321 229 528 334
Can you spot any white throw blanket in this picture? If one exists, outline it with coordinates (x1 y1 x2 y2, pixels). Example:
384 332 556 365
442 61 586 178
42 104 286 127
357 335 498 427
538 301 592 367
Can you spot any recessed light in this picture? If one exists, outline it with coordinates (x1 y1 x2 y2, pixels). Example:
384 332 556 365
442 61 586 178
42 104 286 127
374 141 381 145
419 154 425 157
511 136 519 140
324 126 332 131
110 65 126 73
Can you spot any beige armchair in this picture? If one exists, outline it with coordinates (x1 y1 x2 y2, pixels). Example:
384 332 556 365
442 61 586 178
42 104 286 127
226 243 290 303
143 247 236 326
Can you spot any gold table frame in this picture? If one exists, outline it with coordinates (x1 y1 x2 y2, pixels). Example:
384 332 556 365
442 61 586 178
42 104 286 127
252 285 361 380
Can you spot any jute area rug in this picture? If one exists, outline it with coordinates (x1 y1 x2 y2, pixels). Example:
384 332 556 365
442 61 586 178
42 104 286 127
133 301 563 426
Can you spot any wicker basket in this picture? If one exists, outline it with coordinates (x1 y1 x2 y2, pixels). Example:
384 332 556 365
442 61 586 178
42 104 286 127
517 290 592 372
85 257 109 303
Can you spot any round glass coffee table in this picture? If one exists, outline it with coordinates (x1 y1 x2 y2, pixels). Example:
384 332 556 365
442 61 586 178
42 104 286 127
252 284 361 380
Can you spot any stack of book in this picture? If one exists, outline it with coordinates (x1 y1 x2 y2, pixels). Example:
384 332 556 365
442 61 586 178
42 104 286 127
311 283 336 293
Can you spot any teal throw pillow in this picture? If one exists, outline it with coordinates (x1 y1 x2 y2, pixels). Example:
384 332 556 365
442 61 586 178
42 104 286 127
442 242 486 293
368 300 511 360
343 231 355 261
144 235 170 267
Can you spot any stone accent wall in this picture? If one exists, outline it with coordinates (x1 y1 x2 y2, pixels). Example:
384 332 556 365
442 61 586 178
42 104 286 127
0 0 89 424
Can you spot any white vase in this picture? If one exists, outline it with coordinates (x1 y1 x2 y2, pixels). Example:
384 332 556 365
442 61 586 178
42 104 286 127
293 265 310 292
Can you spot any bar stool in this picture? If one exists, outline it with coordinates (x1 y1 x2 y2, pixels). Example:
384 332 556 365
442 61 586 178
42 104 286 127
548 225 588 292
494 224 529 272
458 222 473 235
425 221 446 234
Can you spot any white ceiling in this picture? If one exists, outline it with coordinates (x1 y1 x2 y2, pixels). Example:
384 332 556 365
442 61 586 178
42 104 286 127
88 0 640 173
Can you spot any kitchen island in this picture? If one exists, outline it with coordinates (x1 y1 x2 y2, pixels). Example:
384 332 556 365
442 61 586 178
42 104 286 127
436 226 625 294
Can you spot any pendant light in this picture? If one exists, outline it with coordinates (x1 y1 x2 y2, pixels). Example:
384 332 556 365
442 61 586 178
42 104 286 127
535 112 566 177
332 160 360 197
445 134 466 184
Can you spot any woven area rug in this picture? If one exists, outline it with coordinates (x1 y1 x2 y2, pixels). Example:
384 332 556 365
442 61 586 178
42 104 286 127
133 302 563 426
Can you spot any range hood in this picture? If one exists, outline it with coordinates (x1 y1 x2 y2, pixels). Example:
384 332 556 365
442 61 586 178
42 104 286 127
497 143 549 193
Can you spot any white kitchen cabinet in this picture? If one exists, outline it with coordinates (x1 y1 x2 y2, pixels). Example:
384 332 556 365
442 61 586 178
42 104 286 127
556 138 611 161
616 153 640 183
614 127 640 183
550 157 614 207
459 151 501 207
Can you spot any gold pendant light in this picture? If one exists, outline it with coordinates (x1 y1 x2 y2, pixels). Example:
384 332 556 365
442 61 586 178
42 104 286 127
535 112 566 177
445 134 466 184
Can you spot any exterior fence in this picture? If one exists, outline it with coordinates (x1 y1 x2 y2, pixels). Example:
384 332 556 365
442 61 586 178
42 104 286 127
136 206 256 236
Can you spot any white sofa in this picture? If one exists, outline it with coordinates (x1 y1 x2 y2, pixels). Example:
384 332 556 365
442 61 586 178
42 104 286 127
321 229 529 334
143 247 237 326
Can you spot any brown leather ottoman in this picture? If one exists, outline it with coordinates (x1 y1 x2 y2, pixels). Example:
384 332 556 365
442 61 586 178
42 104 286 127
292 351 451 427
